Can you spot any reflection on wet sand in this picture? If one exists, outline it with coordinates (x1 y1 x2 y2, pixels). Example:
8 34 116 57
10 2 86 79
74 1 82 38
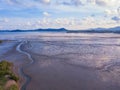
0 33 120 90
21 36 120 90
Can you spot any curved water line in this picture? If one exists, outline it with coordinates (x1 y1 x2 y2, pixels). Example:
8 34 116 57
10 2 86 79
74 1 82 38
16 42 34 90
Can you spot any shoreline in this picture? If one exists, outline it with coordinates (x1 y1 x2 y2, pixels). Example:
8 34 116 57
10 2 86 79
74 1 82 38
0 40 31 90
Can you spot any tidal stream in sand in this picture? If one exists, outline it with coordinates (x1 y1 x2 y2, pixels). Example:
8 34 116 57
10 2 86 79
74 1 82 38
16 42 34 90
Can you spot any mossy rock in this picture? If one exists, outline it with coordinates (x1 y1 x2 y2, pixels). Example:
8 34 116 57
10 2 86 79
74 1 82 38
0 61 19 90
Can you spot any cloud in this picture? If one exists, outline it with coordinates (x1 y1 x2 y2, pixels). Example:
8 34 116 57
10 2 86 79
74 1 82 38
2 0 21 5
26 21 32 26
1 0 51 7
34 0 51 4
87 0 120 7
105 9 118 16
56 0 83 6
0 0 120 30
71 0 83 6
105 7 120 20
43 12 51 17
112 16 120 22
118 7 120 16
95 0 108 6
0 16 119 30
0 18 9 23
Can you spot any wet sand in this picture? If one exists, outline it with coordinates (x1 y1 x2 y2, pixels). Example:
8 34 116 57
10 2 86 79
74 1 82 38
0 34 120 90
21 39 120 90
25 55 109 90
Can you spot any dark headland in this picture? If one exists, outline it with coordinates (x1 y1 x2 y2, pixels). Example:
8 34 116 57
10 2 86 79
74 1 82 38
0 26 120 33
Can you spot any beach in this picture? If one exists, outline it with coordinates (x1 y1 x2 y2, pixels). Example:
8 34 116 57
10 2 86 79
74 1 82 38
0 33 120 90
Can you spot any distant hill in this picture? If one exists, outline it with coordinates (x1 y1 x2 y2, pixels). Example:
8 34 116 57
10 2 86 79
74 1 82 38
0 28 68 32
0 26 120 33
67 26 120 33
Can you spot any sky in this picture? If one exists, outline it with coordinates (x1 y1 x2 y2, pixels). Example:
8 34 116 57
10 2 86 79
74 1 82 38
0 0 120 30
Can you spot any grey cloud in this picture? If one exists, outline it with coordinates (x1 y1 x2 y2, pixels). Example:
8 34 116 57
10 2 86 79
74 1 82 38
112 16 120 22
33 0 51 4
57 0 83 6
117 7 120 16
95 0 107 6
87 0 109 6
71 0 83 6
1 0 51 6
2 0 21 5
60 2 71 6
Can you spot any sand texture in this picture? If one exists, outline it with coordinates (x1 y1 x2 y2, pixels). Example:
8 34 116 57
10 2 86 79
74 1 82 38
0 33 120 90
